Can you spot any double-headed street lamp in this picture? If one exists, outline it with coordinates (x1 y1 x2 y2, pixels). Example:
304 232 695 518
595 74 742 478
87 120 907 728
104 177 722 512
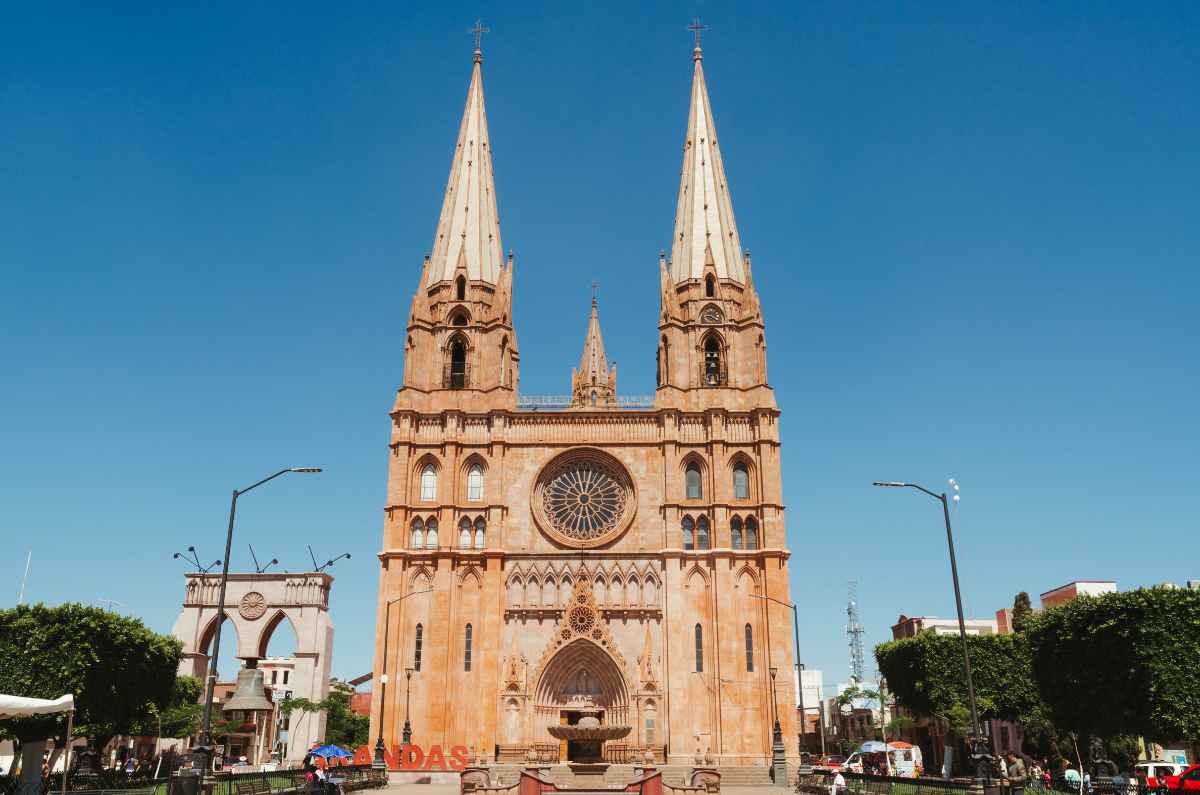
872 479 989 782
374 589 432 769
194 467 322 773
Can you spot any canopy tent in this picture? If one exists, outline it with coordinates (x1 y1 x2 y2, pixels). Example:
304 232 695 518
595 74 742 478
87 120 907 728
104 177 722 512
0 694 74 720
309 745 353 764
0 694 75 795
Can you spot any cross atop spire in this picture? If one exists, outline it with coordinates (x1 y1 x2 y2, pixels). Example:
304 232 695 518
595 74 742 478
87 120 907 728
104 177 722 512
468 19 489 62
687 18 708 58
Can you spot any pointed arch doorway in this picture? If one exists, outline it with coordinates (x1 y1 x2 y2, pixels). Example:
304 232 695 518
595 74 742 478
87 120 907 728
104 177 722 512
534 639 630 762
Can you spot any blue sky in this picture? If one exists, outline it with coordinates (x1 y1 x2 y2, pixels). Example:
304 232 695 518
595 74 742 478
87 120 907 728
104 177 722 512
2 1 1197 694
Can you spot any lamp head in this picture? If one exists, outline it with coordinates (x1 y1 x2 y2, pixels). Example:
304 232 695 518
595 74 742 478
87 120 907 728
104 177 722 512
173 552 181 559
872 481 907 488
290 467 322 473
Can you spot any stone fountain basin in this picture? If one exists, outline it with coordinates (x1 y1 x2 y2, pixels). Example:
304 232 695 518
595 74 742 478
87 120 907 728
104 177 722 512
547 724 632 741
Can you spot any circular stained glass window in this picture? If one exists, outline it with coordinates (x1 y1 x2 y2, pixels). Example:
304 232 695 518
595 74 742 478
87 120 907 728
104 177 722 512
533 449 636 548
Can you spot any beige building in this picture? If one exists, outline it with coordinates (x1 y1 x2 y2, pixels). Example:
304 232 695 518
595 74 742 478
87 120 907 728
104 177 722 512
1039 580 1116 609
369 39 798 767
890 614 998 639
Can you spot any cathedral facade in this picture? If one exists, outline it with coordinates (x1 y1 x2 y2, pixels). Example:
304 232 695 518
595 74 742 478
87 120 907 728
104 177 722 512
370 39 798 767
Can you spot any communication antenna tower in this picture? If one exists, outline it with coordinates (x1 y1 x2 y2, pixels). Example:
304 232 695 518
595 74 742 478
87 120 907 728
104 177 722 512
847 581 866 684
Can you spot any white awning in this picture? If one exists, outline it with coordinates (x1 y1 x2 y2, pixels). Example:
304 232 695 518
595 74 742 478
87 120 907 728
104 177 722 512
0 694 74 719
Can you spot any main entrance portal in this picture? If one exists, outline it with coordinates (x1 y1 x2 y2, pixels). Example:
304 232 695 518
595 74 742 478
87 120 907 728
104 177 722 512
534 637 632 762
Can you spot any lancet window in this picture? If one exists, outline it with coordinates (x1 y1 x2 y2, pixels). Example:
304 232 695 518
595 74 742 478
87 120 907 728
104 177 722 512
682 516 695 550
745 516 759 550
420 465 437 501
473 517 485 549
694 624 704 672
703 335 724 386
425 518 439 549
745 624 754 672
464 624 473 672
731 516 743 550
467 464 484 501
733 463 749 500
696 516 711 550
410 517 425 549
413 624 423 671
685 464 702 500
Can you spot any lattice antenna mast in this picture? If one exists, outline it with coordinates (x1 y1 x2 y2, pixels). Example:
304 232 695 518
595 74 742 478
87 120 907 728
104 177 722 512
847 581 866 684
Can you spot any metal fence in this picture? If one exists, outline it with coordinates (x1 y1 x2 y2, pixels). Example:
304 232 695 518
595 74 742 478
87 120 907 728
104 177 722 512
798 771 1177 795
0 773 169 795
0 764 382 795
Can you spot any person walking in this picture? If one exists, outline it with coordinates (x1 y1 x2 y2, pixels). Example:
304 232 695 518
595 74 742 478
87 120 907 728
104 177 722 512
1007 753 1030 795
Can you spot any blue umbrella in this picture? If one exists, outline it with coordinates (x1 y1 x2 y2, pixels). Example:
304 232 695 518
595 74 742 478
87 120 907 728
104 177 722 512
309 745 353 759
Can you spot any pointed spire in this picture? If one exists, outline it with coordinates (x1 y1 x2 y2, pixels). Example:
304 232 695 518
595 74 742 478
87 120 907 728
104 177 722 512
571 290 617 407
668 42 745 285
427 48 503 286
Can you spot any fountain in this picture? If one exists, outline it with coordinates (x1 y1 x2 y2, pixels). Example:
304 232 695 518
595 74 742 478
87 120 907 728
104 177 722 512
547 695 631 769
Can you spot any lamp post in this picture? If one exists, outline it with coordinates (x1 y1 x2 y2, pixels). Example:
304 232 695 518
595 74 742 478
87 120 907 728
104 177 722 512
193 467 322 774
872 479 990 784
750 593 806 755
768 667 786 784
373 589 432 769
402 668 415 744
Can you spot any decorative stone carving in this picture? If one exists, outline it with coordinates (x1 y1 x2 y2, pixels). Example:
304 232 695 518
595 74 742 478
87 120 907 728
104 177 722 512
532 449 636 549
238 591 267 620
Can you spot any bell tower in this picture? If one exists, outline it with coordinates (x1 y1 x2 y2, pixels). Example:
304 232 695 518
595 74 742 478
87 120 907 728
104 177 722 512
398 43 519 414
655 42 773 412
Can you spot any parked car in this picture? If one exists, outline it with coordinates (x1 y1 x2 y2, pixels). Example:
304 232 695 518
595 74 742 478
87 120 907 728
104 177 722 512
1163 765 1200 792
1139 762 1189 788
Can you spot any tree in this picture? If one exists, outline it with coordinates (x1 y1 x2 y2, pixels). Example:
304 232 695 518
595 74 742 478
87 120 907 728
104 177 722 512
875 631 1044 729
0 604 181 794
1026 586 1200 742
280 686 368 749
1012 592 1034 633
130 676 203 739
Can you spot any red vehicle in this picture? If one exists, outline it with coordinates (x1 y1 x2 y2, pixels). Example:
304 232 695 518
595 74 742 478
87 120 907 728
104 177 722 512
1164 765 1200 792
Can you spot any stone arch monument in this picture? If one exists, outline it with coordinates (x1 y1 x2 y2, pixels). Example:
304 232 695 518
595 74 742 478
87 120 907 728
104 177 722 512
171 572 334 762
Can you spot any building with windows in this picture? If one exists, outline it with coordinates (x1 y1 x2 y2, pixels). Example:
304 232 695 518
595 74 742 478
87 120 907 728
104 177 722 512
1039 580 1117 609
370 37 797 767
890 614 998 639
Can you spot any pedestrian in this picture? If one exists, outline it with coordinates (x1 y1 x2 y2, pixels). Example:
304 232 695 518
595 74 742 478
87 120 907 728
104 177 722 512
1007 752 1030 795
830 770 846 795
125 755 136 777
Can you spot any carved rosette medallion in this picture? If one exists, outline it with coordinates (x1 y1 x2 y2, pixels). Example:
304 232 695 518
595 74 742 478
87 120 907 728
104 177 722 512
238 591 268 620
532 448 636 549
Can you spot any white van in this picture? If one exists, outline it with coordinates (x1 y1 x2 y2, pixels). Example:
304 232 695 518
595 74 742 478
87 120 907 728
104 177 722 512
840 745 923 777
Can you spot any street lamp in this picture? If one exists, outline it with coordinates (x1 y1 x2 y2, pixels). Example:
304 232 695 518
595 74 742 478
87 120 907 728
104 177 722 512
750 593 806 755
402 669 415 745
768 667 785 784
872 479 990 782
373 589 432 769
194 467 322 774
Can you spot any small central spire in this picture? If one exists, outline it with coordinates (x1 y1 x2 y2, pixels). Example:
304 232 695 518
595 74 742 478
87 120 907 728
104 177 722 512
571 290 617 409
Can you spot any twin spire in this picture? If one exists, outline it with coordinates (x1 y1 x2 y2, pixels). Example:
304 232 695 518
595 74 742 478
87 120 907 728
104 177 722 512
668 39 745 285
426 42 503 286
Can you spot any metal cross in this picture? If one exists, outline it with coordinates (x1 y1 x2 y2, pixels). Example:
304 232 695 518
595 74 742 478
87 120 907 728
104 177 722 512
687 18 708 49
591 280 599 305
469 19 490 51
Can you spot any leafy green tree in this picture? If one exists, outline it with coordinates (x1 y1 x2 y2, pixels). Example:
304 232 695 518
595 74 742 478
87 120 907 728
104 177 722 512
0 604 181 793
280 686 368 748
1025 586 1200 742
1012 592 1034 633
130 676 203 739
875 631 1044 728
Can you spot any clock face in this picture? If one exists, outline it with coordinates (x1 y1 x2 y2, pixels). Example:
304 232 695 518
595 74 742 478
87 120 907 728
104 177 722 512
532 448 636 549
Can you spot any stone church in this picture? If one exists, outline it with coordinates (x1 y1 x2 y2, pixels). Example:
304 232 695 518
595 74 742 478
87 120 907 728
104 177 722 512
370 37 798 768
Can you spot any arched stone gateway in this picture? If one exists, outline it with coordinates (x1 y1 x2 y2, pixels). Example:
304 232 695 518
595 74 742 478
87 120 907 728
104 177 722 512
171 572 334 763
527 574 633 762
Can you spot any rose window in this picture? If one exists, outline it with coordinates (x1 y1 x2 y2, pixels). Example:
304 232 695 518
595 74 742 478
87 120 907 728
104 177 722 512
533 450 635 548
568 607 595 635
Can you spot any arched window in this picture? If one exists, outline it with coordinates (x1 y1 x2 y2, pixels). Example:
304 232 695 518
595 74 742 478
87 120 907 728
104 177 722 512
458 517 472 548
645 701 657 745
703 336 723 386
410 517 425 549
473 517 486 549
731 516 743 550
644 577 658 607
425 518 439 549
682 516 695 550
455 275 466 301
705 274 715 297
685 465 702 500
467 464 483 501
733 463 749 500
413 623 424 671
694 624 704 672
745 624 754 672
745 517 758 550
448 339 467 388
420 464 437 501
697 516 710 550
464 624 473 672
